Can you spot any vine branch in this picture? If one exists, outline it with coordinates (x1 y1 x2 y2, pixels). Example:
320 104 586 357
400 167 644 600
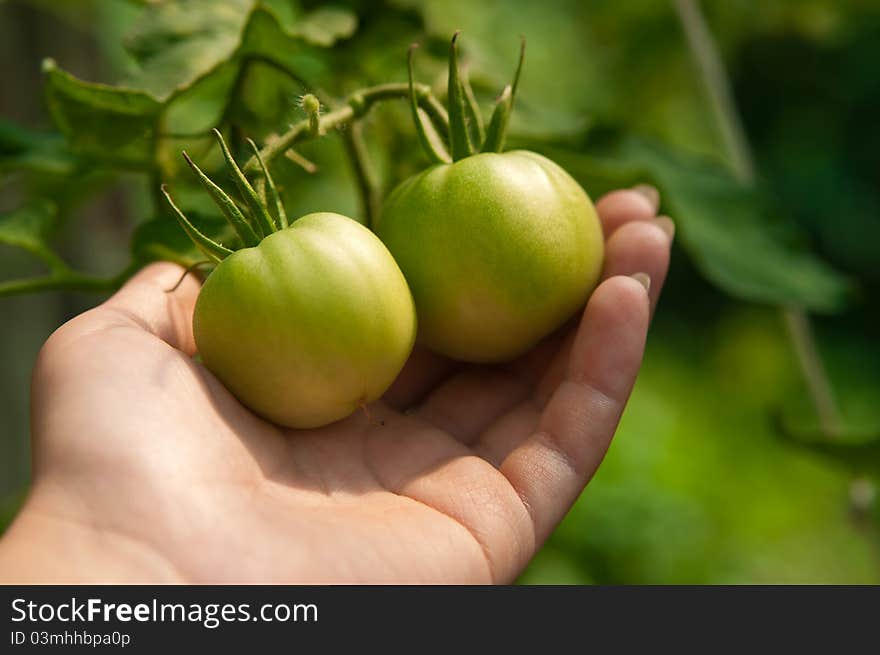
342 121 382 228
0 272 121 297
243 83 448 174
673 0 843 438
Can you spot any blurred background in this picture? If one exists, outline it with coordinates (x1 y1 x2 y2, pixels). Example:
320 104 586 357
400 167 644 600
1 0 878 583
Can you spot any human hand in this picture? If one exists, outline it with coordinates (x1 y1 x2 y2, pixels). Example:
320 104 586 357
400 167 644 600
0 187 672 583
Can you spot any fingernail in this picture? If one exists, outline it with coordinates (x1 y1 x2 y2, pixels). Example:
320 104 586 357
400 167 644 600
632 184 660 211
653 215 675 240
631 272 651 293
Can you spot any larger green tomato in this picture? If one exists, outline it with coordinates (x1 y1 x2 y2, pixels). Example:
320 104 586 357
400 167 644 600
375 150 604 363
194 212 417 428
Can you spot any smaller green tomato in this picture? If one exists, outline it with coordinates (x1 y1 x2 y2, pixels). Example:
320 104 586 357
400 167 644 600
194 212 416 429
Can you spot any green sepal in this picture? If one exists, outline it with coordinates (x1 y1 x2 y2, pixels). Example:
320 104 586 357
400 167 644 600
461 69 485 149
247 138 289 229
447 32 475 160
409 45 451 164
511 36 526 103
212 128 277 237
182 151 260 247
160 185 233 264
481 37 525 153
481 85 512 153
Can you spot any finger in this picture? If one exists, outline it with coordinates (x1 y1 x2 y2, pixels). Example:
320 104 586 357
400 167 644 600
530 217 672 408
97 262 201 354
474 216 673 460
409 212 673 442
498 275 650 545
411 366 532 444
595 186 660 237
382 345 460 411
473 401 542 467
390 185 663 425
365 415 534 584
601 217 673 313
475 237 664 463
409 322 572 443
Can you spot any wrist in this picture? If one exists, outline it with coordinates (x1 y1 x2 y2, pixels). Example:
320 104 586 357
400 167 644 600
0 485 181 583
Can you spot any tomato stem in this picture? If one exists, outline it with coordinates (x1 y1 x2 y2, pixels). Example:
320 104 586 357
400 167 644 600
301 94 323 137
282 147 318 173
358 401 385 428
674 0 843 439
342 121 383 228
0 272 121 297
164 260 213 293
242 84 448 175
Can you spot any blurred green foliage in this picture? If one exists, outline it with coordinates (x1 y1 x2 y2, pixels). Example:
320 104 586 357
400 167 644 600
0 0 878 582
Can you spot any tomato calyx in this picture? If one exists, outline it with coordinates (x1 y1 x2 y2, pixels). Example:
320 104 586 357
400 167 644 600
409 32 526 164
161 129 290 263
161 33 526 262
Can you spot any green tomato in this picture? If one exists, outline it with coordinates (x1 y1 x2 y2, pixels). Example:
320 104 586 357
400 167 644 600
375 150 604 363
194 212 417 429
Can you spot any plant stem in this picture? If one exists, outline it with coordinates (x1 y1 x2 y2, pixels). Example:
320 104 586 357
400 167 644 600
0 272 120 297
342 121 382 228
243 83 447 174
673 0 842 438
673 0 754 183
782 309 842 437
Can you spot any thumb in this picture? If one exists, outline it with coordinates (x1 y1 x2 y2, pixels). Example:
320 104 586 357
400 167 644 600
96 262 202 355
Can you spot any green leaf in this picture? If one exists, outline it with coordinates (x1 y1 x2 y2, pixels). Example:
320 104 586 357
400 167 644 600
0 120 77 175
122 0 252 100
542 137 852 313
235 7 328 77
627 141 852 313
43 59 163 167
122 1 356 101
0 201 120 297
38 1 359 170
279 6 358 47
0 200 65 271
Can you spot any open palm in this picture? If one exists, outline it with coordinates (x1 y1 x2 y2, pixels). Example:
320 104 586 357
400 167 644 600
2 188 671 583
